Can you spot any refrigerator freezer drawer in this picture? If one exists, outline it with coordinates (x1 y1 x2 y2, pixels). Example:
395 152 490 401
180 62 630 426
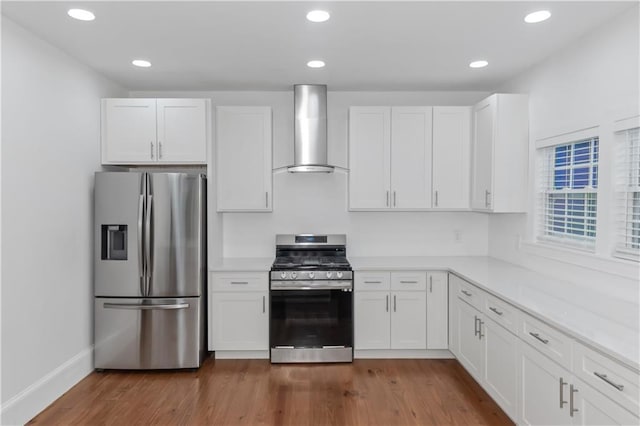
95 297 203 369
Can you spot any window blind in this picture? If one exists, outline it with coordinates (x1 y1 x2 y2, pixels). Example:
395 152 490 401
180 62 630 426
615 127 640 260
537 137 599 250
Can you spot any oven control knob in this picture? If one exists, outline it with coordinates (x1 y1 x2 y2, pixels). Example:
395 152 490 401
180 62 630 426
326 271 333 278
336 271 343 279
308 272 315 279
291 272 297 279
280 272 287 279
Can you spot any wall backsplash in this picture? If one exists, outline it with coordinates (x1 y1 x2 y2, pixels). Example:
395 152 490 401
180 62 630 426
221 170 489 258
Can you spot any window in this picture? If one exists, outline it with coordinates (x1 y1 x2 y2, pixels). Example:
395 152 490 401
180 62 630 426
537 137 599 250
615 127 640 260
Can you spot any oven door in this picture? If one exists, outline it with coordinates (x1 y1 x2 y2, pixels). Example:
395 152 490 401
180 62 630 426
270 283 353 353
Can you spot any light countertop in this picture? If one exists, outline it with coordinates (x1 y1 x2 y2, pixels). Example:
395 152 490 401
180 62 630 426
350 256 640 371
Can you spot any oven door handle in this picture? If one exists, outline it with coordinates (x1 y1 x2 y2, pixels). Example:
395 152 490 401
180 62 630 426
270 281 352 291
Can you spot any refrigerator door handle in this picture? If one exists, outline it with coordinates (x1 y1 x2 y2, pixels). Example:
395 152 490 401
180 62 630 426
145 193 153 296
137 194 145 281
103 302 189 310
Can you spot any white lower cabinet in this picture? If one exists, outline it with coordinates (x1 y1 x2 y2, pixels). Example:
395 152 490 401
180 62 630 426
355 271 437 351
426 272 449 349
210 292 268 351
573 377 639 425
354 291 391 349
355 290 426 350
520 339 571 425
483 316 519 420
456 297 484 380
390 291 427 349
208 272 269 354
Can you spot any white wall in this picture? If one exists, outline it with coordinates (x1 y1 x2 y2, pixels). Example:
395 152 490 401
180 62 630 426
489 7 639 297
1 17 126 425
131 89 491 258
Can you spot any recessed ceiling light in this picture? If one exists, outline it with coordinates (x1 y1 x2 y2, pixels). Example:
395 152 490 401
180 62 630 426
67 8 95 21
524 10 551 24
306 10 330 23
469 60 488 69
132 59 152 68
307 60 325 68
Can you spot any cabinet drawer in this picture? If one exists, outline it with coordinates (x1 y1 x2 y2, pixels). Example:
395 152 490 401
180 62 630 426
210 272 268 292
483 292 520 335
573 341 639 416
355 271 391 291
456 278 484 311
521 313 572 370
391 271 426 291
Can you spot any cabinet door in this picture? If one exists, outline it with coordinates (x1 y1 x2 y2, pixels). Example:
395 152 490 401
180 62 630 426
390 107 433 209
448 274 459 357
101 98 157 164
456 298 484 381
572 377 639 426
391 291 427 349
216 107 272 211
426 272 448 349
483 317 518 421
471 96 495 210
210 292 268 351
349 107 391 209
519 340 571 426
432 107 471 209
355 291 391 349
156 99 207 163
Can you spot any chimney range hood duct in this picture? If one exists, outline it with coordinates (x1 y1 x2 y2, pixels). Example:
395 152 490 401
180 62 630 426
288 84 334 173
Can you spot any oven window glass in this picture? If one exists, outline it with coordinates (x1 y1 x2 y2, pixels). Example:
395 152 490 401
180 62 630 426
270 289 353 348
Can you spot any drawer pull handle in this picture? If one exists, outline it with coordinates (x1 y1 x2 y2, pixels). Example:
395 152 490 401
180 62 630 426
364 280 381 284
593 372 624 391
489 306 503 316
400 280 417 284
461 290 472 297
529 332 549 344
230 281 249 285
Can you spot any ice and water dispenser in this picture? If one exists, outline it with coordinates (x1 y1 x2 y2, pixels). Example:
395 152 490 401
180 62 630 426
101 225 128 260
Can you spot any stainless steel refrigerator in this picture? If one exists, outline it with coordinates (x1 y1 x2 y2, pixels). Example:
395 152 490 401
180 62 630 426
94 172 206 370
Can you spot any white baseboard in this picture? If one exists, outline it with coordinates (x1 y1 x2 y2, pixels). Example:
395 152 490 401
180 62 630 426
214 350 269 359
0 347 94 426
354 349 454 359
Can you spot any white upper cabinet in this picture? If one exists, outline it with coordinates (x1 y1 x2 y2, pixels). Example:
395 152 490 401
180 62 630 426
101 98 208 165
349 106 432 210
348 107 391 209
471 94 528 212
432 107 471 209
101 99 158 164
390 107 433 209
156 99 207 163
216 106 272 212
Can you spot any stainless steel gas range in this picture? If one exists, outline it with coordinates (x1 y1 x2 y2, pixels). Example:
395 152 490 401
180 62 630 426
269 234 353 363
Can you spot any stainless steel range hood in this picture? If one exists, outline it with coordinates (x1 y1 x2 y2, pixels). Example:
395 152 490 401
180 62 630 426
288 84 334 173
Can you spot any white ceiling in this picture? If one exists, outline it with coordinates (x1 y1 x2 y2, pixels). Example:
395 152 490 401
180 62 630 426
1 1 634 91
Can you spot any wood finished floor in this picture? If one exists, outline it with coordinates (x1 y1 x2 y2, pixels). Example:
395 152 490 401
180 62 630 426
28 358 513 426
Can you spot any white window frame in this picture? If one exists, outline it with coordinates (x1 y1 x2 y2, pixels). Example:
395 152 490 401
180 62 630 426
613 116 640 261
535 128 600 251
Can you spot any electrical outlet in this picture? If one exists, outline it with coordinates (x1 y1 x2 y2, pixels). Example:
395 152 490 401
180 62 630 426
454 230 462 242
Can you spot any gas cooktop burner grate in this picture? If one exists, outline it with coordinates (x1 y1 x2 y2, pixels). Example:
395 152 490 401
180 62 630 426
272 256 351 270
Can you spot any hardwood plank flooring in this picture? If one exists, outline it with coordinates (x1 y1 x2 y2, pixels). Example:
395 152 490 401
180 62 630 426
28 358 513 425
